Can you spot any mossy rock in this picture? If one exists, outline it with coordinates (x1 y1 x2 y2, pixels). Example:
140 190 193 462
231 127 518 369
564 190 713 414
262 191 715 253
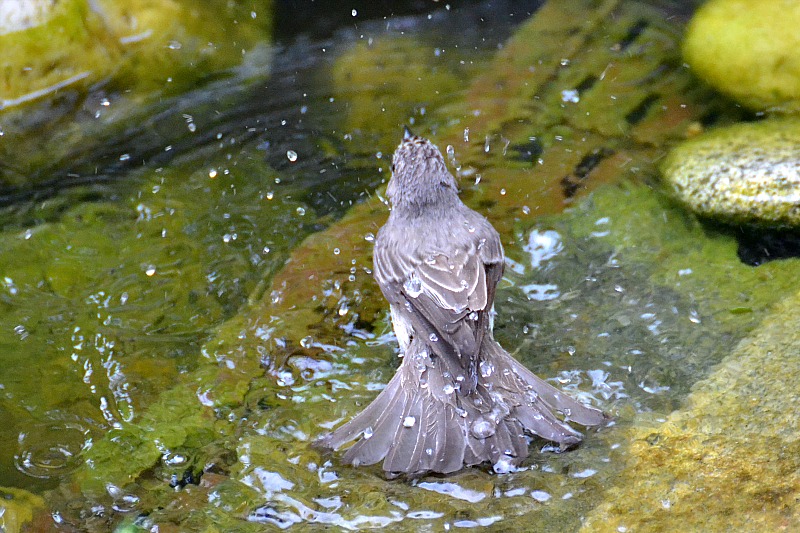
583 287 800 532
0 486 45 533
0 0 272 110
661 119 800 228
683 0 800 113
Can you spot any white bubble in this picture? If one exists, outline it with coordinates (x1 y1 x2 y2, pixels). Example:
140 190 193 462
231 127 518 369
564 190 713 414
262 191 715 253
287 150 298 162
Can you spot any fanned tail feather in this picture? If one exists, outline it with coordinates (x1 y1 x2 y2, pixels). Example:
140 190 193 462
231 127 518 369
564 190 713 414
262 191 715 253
316 338 607 475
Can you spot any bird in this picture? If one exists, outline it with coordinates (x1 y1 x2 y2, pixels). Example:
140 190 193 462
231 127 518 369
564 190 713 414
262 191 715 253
316 127 607 476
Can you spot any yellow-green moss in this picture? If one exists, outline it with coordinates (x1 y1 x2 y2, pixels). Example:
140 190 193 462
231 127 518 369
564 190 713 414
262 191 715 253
583 288 800 531
683 0 800 113
0 0 273 109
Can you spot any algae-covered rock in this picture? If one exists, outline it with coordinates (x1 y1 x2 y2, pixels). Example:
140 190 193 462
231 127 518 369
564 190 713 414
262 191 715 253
583 287 800 532
661 119 800 228
0 0 274 189
0 486 45 533
683 0 800 113
0 0 272 109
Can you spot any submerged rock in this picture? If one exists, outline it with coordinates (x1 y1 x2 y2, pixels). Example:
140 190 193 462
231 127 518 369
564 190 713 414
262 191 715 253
683 0 800 113
662 119 800 228
583 286 800 532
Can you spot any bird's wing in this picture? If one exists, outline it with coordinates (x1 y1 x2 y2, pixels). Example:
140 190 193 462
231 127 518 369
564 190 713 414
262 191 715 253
374 234 501 386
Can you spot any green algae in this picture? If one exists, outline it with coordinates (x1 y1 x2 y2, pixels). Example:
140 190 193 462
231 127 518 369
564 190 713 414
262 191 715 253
563 182 800 334
0 486 45 533
0 151 312 496
0 0 273 107
582 287 800 532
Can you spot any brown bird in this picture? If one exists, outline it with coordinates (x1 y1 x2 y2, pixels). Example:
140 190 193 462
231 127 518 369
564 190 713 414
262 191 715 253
317 128 607 475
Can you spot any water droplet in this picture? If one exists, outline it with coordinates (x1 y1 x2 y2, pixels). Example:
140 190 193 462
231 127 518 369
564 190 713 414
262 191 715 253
459 279 469 290
338 303 349 316
500 188 506 195
208 169 218 178
443 384 455 395
469 311 479 321
266 191 274 200
429 333 438 342
333 248 340 255
364 232 375 242
425 448 433 456
522 205 530 215
351 8 357 16
471 418 495 439
145 266 156 276
479 360 494 377
300 336 313 348
363 427 373 439
404 276 423 298
403 416 416 428
296 207 306 216
287 150 298 162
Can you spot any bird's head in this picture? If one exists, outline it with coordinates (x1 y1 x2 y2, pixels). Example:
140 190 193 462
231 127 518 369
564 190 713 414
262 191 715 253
386 127 459 212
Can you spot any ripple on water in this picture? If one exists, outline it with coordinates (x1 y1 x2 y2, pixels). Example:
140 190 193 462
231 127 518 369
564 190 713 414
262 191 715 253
14 414 94 480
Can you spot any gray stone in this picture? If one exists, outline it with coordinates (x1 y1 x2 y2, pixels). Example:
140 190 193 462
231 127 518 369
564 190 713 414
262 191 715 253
661 120 800 228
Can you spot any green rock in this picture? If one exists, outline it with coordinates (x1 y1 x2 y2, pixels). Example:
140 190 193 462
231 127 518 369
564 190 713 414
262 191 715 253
582 287 800 532
661 119 800 227
0 486 45 533
683 0 800 113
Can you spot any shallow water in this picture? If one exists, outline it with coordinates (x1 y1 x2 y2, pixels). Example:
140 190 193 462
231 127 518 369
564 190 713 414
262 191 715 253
0 0 797 531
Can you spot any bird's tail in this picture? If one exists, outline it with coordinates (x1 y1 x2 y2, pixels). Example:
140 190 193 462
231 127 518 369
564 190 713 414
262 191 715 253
315 339 607 475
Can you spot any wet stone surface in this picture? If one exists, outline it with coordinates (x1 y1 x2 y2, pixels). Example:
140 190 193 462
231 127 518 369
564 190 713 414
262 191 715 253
661 119 800 228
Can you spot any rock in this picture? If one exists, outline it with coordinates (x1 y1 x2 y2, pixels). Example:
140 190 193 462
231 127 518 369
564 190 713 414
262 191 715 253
683 0 800 113
661 119 800 228
582 286 800 532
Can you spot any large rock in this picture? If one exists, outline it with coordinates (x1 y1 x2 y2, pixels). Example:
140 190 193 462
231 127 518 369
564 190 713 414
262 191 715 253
661 119 800 228
583 286 800 532
683 0 800 113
